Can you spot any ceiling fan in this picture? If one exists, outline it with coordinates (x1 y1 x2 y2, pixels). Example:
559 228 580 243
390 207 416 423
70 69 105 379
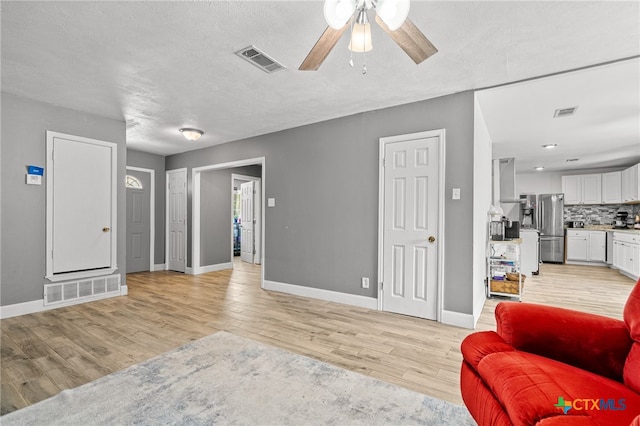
299 0 437 71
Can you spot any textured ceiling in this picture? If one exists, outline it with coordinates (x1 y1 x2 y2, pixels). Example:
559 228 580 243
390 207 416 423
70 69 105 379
2 1 639 163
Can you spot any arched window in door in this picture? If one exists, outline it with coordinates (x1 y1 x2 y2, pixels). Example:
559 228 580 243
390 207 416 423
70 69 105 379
125 175 143 189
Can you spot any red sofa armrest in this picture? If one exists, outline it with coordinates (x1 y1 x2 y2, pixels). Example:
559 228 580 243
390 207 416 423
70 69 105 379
495 302 632 382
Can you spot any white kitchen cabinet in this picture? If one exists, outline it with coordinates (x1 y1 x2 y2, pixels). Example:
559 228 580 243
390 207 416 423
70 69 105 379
622 164 640 203
566 230 588 261
589 231 606 262
561 174 602 204
612 232 640 280
601 171 622 204
566 230 606 263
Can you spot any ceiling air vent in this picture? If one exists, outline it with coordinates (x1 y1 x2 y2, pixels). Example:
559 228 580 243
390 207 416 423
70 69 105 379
553 106 578 118
235 46 286 74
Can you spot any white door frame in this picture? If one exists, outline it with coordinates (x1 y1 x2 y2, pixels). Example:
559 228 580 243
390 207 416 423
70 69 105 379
126 166 155 272
377 129 446 322
166 168 188 272
192 157 266 288
232 174 262 264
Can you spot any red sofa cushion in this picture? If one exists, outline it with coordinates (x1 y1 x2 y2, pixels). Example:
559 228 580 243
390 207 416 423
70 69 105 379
624 279 640 393
477 350 640 426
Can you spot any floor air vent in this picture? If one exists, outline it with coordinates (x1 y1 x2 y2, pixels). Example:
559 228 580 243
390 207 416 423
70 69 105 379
235 46 286 73
44 274 120 306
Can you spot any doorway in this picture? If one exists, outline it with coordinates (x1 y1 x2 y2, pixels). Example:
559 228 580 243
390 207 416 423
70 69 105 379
126 167 155 273
192 157 266 288
232 174 262 265
378 130 446 321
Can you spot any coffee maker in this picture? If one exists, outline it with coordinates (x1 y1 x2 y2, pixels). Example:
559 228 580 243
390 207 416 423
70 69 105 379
614 211 629 229
519 194 537 229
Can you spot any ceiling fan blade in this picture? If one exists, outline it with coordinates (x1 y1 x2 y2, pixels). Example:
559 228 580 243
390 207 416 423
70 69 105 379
299 21 351 71
375 15 437 64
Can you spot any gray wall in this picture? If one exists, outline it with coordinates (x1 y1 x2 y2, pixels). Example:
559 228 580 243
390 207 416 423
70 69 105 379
167 91 475 315
126 148 166 265
1 92 127 306
200 166 261 266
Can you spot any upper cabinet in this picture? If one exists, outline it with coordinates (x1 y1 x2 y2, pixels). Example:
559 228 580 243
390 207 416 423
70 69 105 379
622 164 640 203
562 174 602 205
561 165 639 205
602 171 622 204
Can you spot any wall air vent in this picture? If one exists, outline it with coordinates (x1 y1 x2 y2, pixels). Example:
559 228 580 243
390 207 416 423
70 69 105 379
235 46 286 74
553 106 578 118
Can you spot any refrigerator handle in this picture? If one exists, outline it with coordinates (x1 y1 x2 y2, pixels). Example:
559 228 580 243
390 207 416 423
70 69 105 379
539 200 544 231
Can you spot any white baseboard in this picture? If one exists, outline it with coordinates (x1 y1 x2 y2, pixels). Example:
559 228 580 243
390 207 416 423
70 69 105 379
1 287 127 319
185 266 193 275
194 262 233 275
152 264 166 272
263 280 378 310
441 309 475 329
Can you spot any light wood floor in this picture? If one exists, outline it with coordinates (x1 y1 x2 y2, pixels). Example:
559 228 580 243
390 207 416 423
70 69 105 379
1 259 636 415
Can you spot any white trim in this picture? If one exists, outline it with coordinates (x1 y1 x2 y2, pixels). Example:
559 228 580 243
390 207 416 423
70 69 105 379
377 129 446 321
152 263 166 272
264 280 378 310
192 157 266 290
127 166 155 272
197 262 233 274
441 309 475 329
473 293 486 328
0 288 126 320
46 268 117 283
46 131 118 281
186 266 193 275
166 168 188 272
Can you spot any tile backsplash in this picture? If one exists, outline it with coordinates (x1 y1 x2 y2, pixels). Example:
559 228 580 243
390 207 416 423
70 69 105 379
564 204 640 225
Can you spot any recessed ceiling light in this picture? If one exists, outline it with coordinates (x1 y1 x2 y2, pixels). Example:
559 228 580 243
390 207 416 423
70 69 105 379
554 106 578 118
534 166 545 171
566 158 579 162
542 144 557 149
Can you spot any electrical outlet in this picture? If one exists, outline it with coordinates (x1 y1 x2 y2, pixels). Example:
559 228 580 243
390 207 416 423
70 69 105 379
361 277 369 289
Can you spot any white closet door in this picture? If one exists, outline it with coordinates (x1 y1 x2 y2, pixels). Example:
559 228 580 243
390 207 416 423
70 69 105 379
49 134 116 275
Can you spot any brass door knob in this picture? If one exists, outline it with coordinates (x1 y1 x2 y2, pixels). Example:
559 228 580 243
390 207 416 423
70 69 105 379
428 236 436 243
103 227 110 232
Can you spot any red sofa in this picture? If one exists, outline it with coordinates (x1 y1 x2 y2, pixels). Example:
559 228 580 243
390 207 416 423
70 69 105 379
460 278 640 426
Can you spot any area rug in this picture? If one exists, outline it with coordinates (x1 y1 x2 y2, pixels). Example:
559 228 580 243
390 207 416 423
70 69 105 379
1 331 475 425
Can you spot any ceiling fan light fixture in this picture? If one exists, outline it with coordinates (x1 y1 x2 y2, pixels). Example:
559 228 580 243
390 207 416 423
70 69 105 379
324 0 356 29
376 0 410 31
349 11 373 52
179 128 203 141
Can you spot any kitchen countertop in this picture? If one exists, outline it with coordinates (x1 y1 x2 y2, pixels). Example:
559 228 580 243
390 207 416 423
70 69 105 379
568 225 640 234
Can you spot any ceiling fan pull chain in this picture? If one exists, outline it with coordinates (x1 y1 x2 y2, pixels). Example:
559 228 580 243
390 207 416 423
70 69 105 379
362 14 368 75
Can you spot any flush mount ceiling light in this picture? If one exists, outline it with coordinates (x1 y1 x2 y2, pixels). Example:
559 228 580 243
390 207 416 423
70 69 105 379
542 144 557 149
534 166 545 171
179 128 203 141
300 0 437 72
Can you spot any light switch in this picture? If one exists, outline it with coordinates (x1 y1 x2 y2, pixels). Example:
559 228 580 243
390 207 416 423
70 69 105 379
267 198 276 207
452 188 461 200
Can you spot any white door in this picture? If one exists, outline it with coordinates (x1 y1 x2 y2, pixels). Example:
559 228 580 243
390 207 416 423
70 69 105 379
382 136 440 319
50 136 115 274
167 169 186 272
240 181 255 263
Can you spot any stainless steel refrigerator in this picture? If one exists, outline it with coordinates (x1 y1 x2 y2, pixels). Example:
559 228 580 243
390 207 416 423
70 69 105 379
538 193 565 263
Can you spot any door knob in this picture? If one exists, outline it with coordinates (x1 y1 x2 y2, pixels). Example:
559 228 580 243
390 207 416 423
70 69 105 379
428 236 436 243
103 227 110 232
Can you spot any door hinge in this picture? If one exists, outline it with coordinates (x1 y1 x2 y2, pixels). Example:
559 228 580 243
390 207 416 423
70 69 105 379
253 249 256 255
380 282 384 290
382 157 386 167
